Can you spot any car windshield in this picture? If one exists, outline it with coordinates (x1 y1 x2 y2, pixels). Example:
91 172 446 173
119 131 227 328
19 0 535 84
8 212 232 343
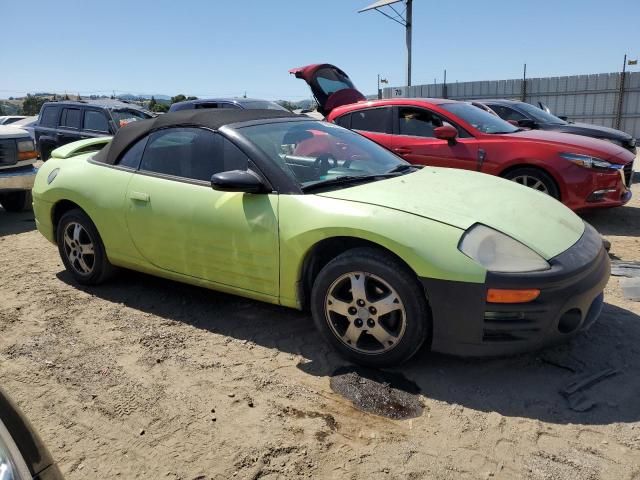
238 120 411 190
241 101 289 111
441 103 519 134
515 102 568 124
110 108 152 128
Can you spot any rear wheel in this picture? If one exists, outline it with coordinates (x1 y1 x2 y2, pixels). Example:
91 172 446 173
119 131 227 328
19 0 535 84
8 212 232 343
0 191 31 212
503 167 559 199
310 247 430 367
56 209 114 285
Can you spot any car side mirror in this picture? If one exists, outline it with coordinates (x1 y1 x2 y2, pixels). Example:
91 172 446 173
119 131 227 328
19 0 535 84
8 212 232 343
211 170 268 193
517 119 537 129
434 125 458 145
506 120 519 127
558 115 568 121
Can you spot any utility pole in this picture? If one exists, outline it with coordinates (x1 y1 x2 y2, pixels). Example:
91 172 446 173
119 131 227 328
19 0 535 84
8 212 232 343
405 0 412 86
443 69 447 98
377 74 388 99
359 0 413 87
522 63 527 102
615 54 627 130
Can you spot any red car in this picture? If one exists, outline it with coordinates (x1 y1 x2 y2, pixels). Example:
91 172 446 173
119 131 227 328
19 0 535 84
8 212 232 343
290 64 635 212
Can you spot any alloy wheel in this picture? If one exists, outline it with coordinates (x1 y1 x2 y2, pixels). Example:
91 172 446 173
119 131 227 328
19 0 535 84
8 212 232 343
62 222 95 275
510 174 550 194
324 271 406 354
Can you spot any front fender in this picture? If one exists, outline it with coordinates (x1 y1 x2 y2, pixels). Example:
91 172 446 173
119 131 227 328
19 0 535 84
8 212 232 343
278 195 486 308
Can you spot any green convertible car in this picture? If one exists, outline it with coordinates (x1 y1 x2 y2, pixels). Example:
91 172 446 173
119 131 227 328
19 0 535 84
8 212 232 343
32 109 610 366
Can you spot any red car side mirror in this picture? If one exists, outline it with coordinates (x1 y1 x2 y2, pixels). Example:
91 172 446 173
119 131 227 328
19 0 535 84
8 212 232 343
434 125 458 145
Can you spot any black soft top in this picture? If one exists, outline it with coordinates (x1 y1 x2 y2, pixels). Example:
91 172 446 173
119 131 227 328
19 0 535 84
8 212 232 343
93 108 298 165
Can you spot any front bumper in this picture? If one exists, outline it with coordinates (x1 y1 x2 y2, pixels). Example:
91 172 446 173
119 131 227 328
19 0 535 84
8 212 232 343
0 165 37 192
423 222 609 356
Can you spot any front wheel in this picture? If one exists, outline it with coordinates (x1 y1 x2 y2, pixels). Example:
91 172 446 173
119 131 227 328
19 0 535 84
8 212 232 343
503 167 560 199
310 247 430 367
56 209 115 285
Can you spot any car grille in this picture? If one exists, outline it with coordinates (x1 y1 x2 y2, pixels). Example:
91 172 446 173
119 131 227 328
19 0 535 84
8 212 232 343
623 162 633 187
482 311 543 342
0 139 18 166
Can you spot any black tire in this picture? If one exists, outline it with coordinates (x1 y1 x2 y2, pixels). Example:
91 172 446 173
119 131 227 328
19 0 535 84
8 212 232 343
503 167 560 199
0 191 30 212
56 209 115 285
310 247 430 367
39 143 53 161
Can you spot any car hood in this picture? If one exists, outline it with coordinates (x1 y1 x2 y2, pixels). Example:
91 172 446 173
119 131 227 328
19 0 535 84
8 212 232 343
552 122 634 142
507 129 633 164
0 125 30 139
317 167 585 260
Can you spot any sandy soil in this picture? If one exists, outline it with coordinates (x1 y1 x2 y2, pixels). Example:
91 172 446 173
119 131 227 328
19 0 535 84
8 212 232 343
1 184 640 480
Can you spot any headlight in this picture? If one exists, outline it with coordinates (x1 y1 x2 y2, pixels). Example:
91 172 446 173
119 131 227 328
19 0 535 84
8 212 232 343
458 224 550 273
16 140 34 153
560 152 620 171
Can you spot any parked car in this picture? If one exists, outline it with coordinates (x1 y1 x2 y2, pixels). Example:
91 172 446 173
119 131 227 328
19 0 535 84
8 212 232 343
472 99 636 154
33 109 609 366
0 116 27 125
0 388 63 479
0 124 38 211
34 100 153 160
169 97 289 112
10 115 38 142
290 63 635 212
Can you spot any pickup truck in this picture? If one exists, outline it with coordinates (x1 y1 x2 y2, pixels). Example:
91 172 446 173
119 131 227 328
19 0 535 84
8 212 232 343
0 125 38 212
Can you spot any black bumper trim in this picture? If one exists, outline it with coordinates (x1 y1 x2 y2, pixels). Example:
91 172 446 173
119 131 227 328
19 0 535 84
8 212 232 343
421 222 610 356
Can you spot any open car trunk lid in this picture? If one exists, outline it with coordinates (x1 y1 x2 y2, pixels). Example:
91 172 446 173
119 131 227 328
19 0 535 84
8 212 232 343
289 63 366 116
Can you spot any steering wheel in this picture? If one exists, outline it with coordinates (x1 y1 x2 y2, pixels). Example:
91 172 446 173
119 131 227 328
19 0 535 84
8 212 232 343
314 154 338 176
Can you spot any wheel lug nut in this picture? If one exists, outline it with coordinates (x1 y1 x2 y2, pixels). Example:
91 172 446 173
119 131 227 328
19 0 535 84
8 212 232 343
354 319 363 328
367 319 375 328
369 306 377 314
348 307 357 315
357 299 365 307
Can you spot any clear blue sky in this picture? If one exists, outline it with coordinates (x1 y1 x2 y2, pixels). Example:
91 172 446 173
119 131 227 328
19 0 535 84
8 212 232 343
2 0 638 100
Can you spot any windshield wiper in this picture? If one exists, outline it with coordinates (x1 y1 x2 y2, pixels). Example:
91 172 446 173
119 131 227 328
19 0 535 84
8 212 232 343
302 175 391 192
385 164 415 174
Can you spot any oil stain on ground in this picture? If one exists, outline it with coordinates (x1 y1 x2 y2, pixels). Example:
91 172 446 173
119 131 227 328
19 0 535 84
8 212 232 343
329 366 423 419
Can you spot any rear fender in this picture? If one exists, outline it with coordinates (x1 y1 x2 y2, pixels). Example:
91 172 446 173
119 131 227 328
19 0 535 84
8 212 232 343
51 137 112 159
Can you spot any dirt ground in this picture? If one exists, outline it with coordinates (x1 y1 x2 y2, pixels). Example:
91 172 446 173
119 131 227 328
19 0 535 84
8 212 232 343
1 183 640 480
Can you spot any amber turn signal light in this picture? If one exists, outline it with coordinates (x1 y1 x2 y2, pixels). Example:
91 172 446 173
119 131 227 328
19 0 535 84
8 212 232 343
486 288 540 304
18 151 38 161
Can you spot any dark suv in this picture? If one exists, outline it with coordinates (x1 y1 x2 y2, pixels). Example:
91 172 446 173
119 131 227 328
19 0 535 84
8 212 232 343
169 97 288 112
474 99 637 154
34 100 152 160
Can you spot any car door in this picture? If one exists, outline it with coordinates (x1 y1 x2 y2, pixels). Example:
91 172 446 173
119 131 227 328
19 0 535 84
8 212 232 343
125 127 280 297
56 107 83 146
387 106 479 170
335 107 397 153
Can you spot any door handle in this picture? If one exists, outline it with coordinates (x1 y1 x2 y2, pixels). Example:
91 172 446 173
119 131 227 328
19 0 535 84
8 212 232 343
393 147 411 155
129 191 150 202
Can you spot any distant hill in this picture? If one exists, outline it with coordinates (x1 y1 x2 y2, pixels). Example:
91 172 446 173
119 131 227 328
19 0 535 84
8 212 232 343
0 100 23 115
118 93 171 101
